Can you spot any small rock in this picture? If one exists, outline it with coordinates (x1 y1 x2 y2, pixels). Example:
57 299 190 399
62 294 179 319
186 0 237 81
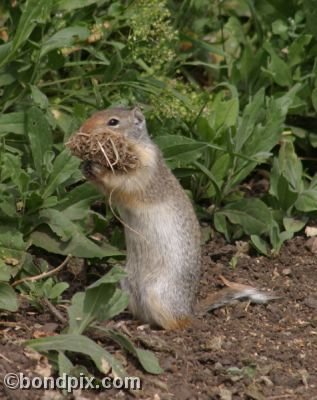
219 387 232 400
204 336 223 351
305 237 317 253
303 296 317 309
305 226 317 237
282 268 292 276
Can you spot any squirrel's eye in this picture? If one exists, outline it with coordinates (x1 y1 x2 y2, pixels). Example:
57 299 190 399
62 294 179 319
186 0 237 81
107 118 119 127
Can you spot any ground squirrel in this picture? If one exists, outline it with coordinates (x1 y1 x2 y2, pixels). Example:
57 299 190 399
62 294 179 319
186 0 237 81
67 107 275 329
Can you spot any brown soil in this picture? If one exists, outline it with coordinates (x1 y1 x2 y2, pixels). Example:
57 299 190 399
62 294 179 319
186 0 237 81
1 235 317 400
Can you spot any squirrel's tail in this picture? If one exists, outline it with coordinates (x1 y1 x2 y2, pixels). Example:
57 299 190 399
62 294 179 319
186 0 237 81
196 275 278 315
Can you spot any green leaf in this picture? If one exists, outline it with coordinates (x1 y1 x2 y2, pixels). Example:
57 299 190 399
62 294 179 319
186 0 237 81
67 285 115 334
68 267 127 334
58 352 74 376
104 51 123 82
39 209 76 241
303 0 317 39
30 85 49 109
106 330 163 374
0 283 18 312
213 212 230 241
0 112 25 135
288 34 312 67
0 226 27 268
26 107 53 180
0 261 12 281
48 282 69 299
30 226 121 258
93 289 129 321
278 139 303 192
276 175 298 211
295 190 317 212
213 94 239 129
55 0 100 11
263 42 292 87
234 88 265 152
43 149 80 198
40 26 90 57
283 217 307 234
26 334 127 377
155 135 210 163
250 235 269 256
87 266 127 288
56 183 101 220
218 199 273 236
0 0 52 67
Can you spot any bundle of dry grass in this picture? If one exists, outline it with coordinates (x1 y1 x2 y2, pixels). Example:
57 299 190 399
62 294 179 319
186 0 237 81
66 129 140 172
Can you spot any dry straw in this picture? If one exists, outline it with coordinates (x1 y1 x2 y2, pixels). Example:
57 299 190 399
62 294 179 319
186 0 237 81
66 128 140 172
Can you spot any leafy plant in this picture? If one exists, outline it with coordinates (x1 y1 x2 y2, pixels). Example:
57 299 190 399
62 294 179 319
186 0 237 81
26 267 163 376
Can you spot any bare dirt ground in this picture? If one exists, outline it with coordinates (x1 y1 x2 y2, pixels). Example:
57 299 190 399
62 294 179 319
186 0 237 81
0 235 317 400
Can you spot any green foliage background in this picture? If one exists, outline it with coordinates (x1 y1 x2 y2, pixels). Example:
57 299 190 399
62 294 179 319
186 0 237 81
0 0 317 308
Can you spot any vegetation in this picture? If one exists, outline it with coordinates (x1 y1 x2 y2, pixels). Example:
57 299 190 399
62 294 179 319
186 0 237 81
0 0 317 381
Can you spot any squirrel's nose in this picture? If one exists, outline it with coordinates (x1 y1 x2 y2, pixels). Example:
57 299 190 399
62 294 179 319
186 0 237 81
80 114 105 133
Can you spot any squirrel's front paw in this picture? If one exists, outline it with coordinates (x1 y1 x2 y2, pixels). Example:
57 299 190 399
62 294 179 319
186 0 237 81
81 160 104 180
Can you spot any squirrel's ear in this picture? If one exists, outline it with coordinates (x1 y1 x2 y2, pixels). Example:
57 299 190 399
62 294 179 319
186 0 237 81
132 107 145 128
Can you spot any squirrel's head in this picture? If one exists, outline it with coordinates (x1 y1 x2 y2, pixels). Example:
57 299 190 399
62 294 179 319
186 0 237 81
79 106 150 142
67 106 158 196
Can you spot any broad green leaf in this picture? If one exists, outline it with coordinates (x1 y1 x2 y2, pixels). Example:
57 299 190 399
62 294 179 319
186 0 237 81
270 222 293 254
104 52 123 82
58 352 74 376
0 226 27 268
67 292 85 334
196 116 215 142
0 0 52 67
0 262 12 281
106 329 163 374
26 334 126 377
276 175 298 211
278 139 303 192
55 0 99 11
40 27 90 57
30 85 49 109
92 289 129 321
263 42 292 87
213 94 239 129
43 149 80 198
30 227 121 258
213 212 229 241
295 190 317 212
48 282 69 299
26 107 53 181
218 199 273 236
303 0 317 39
288 35 312 67
283 217 307 233
39 209 76 241
87 266 127 288
164 143 206 161
67 284 115 334
0 112 25 135
234 89 265 152
56 183 101 220
0 283 18 312
0 43 12 66
250 235 268 256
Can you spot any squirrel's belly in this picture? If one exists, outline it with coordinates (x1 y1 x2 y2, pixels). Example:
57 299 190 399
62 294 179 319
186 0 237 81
120 202 200 274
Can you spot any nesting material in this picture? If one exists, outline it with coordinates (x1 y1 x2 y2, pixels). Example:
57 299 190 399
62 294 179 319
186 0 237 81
66 129 140 172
